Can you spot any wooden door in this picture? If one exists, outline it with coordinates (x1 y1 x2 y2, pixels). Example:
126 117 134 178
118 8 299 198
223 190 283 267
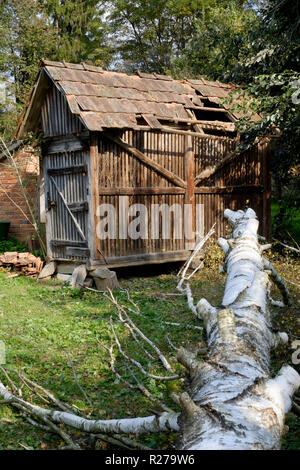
44 149 90 261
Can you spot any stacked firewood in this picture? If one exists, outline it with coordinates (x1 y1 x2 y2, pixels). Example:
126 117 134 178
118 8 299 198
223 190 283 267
0 252 43 277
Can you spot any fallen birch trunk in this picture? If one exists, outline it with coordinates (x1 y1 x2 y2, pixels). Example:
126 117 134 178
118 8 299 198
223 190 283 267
176 208 300 450
0 208 298 450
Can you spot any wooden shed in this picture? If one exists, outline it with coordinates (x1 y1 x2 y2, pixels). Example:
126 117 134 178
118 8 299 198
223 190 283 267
15 59 271 270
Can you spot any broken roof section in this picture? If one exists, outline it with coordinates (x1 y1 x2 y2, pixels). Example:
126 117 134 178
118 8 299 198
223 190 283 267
16 59 261 138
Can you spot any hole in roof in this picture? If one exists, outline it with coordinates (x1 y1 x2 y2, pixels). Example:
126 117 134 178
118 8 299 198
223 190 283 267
193 108 232 123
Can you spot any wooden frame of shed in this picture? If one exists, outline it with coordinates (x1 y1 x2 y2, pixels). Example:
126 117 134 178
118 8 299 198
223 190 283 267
15 59 271 269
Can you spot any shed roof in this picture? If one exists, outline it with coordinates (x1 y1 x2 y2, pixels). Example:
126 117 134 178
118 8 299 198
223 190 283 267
16 59 261 138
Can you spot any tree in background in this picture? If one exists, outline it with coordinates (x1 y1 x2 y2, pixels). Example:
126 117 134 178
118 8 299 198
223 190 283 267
106 0 209 73
0 0 57 138
224 0 300 241
41 0 108 65
0 0 57 104
169 0 258 80
0 0 108 139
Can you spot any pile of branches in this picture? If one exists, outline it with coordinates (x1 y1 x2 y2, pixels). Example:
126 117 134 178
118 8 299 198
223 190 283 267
0 251 43 278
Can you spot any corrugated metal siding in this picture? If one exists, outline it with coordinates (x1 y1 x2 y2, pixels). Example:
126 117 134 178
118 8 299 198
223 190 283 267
41 86 83 137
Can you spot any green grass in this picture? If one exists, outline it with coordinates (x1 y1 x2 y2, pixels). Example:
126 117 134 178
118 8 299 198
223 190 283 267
0 251 299 450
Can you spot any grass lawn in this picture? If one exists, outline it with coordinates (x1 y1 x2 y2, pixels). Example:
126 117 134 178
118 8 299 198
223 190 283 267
0 248 299 450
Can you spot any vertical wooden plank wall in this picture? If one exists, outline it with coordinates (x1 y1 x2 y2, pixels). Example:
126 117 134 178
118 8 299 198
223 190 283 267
88 132 99 263
92 130 271 263
184 135 195 249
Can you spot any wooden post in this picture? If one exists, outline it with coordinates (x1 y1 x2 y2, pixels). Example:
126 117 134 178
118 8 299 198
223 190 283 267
88 132 99 261
262 140 271 240
184 135 195 250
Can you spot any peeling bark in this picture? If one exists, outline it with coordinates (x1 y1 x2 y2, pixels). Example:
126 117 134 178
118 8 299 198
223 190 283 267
177 208 300 450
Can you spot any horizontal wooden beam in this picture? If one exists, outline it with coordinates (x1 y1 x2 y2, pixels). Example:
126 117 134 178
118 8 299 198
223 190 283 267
50 240 88 248
43 135 89 155
68 201 89 212
98 187 185 195
137 126 236 142
98 185 262 195
103 132 187 189
47 164 87 176
87 250 191 270
66 247 90 258
186 106 229 113
151 115 236 131
194 185 264 194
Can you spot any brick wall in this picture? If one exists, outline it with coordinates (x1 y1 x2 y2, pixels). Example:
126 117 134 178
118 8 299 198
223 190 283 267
0 151 40 245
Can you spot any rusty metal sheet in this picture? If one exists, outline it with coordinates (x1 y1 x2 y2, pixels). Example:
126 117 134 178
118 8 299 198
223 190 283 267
76 96 115 113
207 96 222 105
82 63 104 73
139 78 170 92
141 114 163 129
153 73 172 81
45 66 66 81
185 79 205 85
163 80 193 95
191 95 204 107
65 95 81 114
76 96 141 114
48 67 85 82
192 84 228 98
148 91 174 103
80 112 139 130
41 61 261 130
106 99 138 114
164 103 190 119
58 81 118 98
135 71 157 79
58 81 85 95
115 87 150 101
62 61 85 70
42 59 65 68
200 78 220 87
132 100 158 114
117 99 140 113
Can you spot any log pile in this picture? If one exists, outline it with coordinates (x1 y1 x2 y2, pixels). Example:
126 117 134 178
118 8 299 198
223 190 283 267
0 252 43 277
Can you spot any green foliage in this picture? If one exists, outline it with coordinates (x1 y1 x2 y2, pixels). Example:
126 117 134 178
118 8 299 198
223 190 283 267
106 0 255 76
222 1 300 241
0 237 28 254
272 198 300 244
0 0 107 140
224 71 300 242
41 0 107 64
204 240 224 270
0 0 57 103
227 0 300 83
170 1 258 80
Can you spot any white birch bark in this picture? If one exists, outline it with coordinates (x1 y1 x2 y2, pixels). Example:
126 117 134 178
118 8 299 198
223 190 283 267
0 380 179 435
176 208 300 450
